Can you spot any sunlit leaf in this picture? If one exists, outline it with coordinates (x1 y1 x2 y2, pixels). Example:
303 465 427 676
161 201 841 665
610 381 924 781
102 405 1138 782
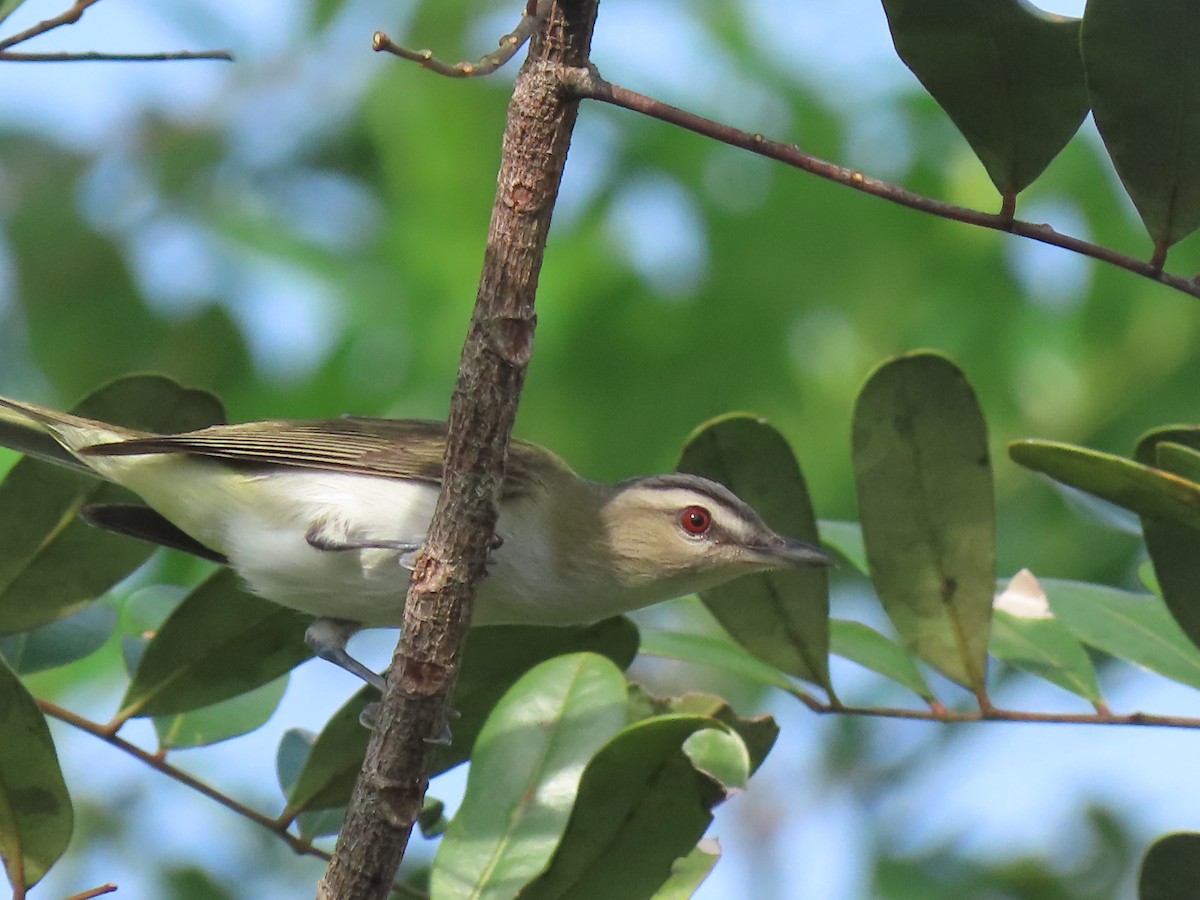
518 716 746 900
990 610 1101 703
1083 0 1200 250
853 352 995 692
678 413 830 689
284 619 639 818
0 658 72 891
432 653 628 900
651 840 720 899
1009 440 1200 531
881 0 1087 196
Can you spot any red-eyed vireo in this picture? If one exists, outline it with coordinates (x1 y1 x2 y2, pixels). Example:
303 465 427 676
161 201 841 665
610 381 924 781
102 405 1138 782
0 395 831 688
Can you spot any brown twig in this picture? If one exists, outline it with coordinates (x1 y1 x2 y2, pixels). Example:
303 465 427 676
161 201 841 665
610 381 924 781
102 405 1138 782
0 49 232 62
37 700 328 861
318 3 600 898
62 884 118 900
806 700 1200 730
371 0 552 78
0 0 101 51
564 66 1200 301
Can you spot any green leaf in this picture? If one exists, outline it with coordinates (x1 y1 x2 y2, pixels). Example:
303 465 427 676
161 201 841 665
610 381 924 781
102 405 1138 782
1139 832 1200 900
119 569 312 719
0 600 116 675
651 840 720 899
280 688 371 819
881 0 1088 196
817 519 868 574
284 619 640 818
1083 0 1200 249
153 675 290 749
418 796 448 840
432 653 628 900
638 629 803 698
1042 579 1200 690
1010 440 1200 531
518 716 745 900
989 575 1102 703
1138 444 1200 654
0 658 72 891
0 375 223 635
829 619 935 702
661 693 778 776
310 0 349 30
678 413 830 690
852 352 995 692
991 610 1101 702
0 0 28 27
1155 442 1200 485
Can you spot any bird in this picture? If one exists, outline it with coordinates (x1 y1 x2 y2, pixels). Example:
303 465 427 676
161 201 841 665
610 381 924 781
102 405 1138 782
0 394 831 690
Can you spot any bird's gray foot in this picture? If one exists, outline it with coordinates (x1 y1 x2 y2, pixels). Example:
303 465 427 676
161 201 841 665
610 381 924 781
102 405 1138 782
304 617 386 692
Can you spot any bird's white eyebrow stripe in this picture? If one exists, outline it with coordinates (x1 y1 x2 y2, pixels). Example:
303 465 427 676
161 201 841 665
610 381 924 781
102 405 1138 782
627 476 758 530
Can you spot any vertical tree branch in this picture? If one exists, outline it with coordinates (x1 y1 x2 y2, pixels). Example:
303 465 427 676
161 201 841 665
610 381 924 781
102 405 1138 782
317 2 599 897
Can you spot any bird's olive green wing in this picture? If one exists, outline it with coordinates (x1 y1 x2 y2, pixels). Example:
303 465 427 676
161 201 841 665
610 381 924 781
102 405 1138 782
77 417 560 496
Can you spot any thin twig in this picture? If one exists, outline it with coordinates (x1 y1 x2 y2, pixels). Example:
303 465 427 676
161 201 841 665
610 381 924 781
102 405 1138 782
564 66 1200 301
805 699 1200 730
39 700 431 898
38 700 328 860
62 884 118 900
0 0 102 51
371 0 552 78
0 49 232 62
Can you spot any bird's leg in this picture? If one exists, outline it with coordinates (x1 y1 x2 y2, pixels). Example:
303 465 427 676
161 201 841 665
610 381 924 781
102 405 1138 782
305 522 421 556
303 617 386 692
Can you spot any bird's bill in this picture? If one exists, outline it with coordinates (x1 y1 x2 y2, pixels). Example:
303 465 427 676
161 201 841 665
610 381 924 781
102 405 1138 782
747 536 833 569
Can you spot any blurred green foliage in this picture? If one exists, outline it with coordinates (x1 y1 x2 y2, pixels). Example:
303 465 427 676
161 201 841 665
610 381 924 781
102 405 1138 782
2 0 1197 897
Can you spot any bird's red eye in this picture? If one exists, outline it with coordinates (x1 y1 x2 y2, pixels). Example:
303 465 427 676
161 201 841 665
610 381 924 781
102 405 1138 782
680 505 712 535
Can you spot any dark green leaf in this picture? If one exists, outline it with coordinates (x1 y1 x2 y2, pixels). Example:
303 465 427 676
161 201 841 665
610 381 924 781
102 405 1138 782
1139 832 1200 900
829 619 935 702
0 600 116 674
0 376 223 634
0 658 72 890
284 619 639 817
518 716 744 900
432 653 628 900
881 0 1088 195
1139 444 1200 654
119 569 312 719
1083 0 1200 248
0 0 29 27
154 676 290 749
852 352 995 692
1010 440 1200 530
418 797 448 840
1043 579 1200 690
678 413 830 689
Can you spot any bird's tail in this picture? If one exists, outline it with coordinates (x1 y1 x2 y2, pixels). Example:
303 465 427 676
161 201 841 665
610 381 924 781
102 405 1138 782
0 395 144 475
